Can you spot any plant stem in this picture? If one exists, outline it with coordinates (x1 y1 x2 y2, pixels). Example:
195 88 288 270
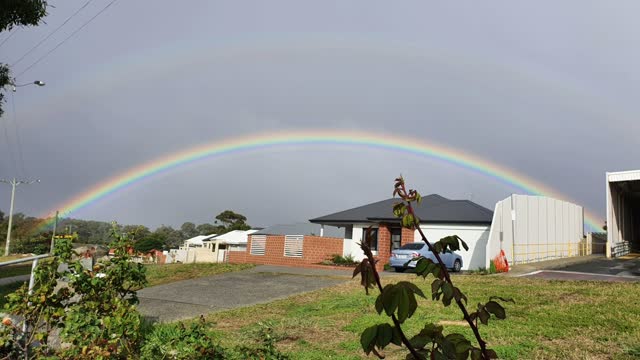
399 194 489 359
362 248 425 360
398 182 490 359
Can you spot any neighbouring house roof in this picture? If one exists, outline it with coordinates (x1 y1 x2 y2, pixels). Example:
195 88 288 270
211 229 259 245
309 194 493 225
253 223 343 237
183 234 217 246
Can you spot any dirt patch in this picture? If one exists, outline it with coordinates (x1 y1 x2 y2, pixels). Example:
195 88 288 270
438 320 468 326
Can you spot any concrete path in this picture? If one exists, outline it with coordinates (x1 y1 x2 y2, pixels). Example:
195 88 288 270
507 255 605 276
518 269 639 282
137 265 351 323
514 254 640 282
0 275 29 286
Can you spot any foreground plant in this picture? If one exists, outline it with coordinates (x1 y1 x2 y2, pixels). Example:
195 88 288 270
353 177 514 359
1 224 147 359
1 225 290 359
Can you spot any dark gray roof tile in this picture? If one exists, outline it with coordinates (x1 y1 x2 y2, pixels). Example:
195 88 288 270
309 194 492 225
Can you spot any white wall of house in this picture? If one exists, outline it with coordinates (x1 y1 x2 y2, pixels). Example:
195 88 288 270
342 223 377 261
417 224 491 271
342 223 490 269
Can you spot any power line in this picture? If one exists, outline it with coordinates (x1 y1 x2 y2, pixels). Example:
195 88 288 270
11 0 96 67
0 29 18 49
1 110 18 175
10 92 27 177
16 0 119 78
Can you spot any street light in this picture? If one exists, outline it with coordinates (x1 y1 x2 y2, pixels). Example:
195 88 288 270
1 178 40 256
11 80 46 92
1 78 45 255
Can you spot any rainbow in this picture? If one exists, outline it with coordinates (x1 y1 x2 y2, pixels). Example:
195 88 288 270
36 129 601 231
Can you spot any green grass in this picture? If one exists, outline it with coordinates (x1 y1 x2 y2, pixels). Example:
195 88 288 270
204 275 640 360
145 262 255 287
0 281 27 308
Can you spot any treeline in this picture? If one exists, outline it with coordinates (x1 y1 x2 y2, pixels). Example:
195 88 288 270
0 209 251 255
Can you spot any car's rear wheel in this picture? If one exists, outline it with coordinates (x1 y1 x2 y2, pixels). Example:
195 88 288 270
453 259 462 272
394 267 405 273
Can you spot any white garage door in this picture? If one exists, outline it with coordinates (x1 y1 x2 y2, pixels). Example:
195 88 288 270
415 224 490 270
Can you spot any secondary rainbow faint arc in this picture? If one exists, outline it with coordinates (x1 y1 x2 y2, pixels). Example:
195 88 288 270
37 130 601 231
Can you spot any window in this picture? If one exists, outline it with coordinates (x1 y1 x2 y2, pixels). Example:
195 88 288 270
363 228 378 251
345 225 353 240
284 235 304 257
399 243 425 250
250 235 266 255
391 227 402 250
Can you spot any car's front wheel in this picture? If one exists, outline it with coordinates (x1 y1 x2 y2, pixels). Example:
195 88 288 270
394 267 405 273
452 259 462 272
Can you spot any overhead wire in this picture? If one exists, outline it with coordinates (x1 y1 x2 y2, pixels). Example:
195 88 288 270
11 0 96 67
1 106 18 176
0 29 18 49
16 0 119 78
10 92 27 177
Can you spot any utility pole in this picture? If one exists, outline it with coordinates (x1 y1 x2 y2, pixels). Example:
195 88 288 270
1 178 40 256
50 211 59 255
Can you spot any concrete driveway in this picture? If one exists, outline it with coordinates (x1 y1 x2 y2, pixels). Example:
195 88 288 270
519 254 640 282
137 265 351 322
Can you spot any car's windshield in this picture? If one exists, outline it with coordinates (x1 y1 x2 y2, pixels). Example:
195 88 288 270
399 243 424 250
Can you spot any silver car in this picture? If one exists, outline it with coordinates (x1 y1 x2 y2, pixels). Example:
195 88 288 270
389 242 463 273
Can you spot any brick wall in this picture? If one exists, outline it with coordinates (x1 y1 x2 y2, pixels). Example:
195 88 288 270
372 224 416 271
227 250 247 264
401 227 415 245
228 234 344 268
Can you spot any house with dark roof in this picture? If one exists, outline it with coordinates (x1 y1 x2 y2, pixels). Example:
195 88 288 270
226 195 494 271
309 194 493 270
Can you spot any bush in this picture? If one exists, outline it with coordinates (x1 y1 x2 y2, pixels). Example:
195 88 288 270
140 318 289 360
327 254 358 266
140 317 226 360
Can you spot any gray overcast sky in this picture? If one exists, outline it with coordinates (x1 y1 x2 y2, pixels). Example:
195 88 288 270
1 1 638 229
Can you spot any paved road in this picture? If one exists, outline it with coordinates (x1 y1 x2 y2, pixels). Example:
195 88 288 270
137 265 351 323
0 275 29 286
520 270 639 282
520 255 640 282
560 255 640 277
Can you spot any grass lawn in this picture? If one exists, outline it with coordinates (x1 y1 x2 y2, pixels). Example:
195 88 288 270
0 281 27 308
144 262 255 287
203 275 640 360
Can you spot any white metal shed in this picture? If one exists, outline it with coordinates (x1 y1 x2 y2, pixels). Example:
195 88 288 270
486 195 584 268
606 170 640 257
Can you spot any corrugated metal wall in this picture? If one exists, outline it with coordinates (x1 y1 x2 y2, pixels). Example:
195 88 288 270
487 195 584 267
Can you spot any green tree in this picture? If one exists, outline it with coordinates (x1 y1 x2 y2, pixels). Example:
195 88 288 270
154 225 182 248
214 210 251 232
123 224 151 241
134 234 165 253
0 0 49 117
180 222 198 239
196 223 218 235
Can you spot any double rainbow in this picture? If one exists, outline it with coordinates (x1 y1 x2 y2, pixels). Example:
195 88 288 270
36 130 601 231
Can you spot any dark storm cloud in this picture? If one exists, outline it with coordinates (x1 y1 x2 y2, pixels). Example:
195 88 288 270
1 1 638 228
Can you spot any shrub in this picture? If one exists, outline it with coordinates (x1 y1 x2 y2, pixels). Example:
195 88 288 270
327 254 358 266
140 316 226 360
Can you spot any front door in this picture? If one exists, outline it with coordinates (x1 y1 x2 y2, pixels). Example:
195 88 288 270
391 227 402 251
